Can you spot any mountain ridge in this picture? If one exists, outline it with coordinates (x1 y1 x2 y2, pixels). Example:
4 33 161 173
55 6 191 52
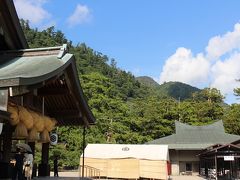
136 76 200 100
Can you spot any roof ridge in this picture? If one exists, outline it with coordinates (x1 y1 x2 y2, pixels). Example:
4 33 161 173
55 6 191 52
0 44 67 54
0 44 69 59
175 120 224 134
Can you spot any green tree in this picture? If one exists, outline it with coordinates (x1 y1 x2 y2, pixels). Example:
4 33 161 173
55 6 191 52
20 19 230 169
224 104 240 135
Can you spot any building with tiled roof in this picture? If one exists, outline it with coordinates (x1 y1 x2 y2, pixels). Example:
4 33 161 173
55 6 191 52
147 120 240 175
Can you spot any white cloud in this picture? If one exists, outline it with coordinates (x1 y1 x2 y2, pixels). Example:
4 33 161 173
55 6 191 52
159 47 210 86
159 22 240 103
211 52 240 95
67 4 92 27
206 23 240 59
14 0 50 25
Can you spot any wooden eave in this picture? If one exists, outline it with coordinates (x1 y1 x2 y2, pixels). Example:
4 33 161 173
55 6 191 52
231 139 240 146
0 45 95 126
0 0 28 50
199 144 240 157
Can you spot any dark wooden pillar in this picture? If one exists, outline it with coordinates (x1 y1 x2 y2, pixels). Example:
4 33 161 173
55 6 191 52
28 142 35 157
0 111 11 163
0 111 13 179
215 154 218 180
2 124 13 162
38 143 50 176
41 143 49 164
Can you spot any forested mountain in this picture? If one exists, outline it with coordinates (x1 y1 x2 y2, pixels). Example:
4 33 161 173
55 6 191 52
137 76 200 100
158 81 200 100
20 20 240 169
136 76 160 88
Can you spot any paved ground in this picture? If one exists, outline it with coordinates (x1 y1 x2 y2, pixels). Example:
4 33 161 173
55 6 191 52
35 171 80 179
34 172 207 180
170 175 207 180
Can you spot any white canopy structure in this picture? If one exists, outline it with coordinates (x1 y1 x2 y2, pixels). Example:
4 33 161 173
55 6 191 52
80 144 170 180
82 144 169 160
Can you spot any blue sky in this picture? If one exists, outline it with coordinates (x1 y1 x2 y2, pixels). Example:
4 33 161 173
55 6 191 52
14 0 240 104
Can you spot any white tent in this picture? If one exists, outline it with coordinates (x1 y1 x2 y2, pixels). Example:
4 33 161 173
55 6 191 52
80 144 169 180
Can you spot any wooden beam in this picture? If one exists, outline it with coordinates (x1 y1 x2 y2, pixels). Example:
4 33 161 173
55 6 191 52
37 88 69 96
56 119 85 126
50 109 80 117
64 69 90 126
55 115 82 121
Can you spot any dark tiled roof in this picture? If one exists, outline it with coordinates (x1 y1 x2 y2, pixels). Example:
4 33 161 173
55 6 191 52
147 121 240 150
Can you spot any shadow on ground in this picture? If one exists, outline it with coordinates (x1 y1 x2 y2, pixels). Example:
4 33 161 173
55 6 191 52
35 178 91 180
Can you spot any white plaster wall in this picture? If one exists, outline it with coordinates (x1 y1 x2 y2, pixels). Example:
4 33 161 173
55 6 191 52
171 161 179 175
169 150 201 175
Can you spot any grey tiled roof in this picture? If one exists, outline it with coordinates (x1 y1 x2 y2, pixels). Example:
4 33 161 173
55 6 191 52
147 120 240 150
0 46 72 87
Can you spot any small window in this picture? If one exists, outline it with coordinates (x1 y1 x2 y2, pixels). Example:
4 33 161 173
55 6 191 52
186 163 192 171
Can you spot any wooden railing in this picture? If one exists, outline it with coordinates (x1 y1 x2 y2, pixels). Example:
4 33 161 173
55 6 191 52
79 165 101 179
